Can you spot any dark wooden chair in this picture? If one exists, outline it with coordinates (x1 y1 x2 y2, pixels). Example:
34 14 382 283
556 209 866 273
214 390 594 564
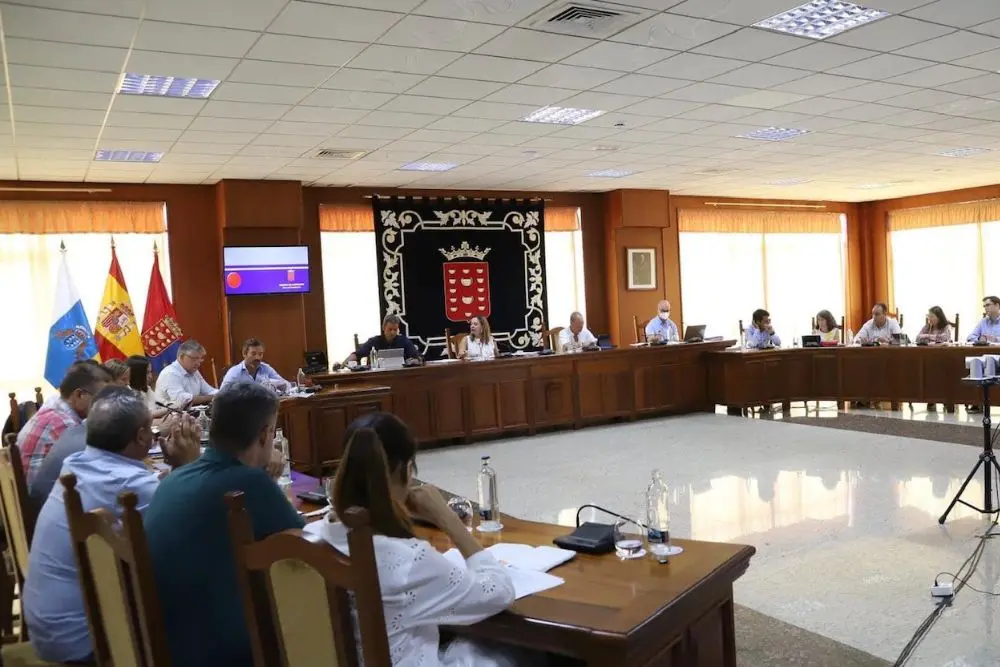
61 474 172 667
954 313 961 342
3 391 42 449
225 493 391 667
632 315 649 343
0 445 36 643
543 327 564 352
888 311 904 328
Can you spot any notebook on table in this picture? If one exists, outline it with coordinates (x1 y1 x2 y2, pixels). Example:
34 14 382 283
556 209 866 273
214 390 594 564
442 543 575 599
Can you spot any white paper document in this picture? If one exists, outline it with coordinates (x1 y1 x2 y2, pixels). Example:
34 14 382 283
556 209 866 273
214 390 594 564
442 543 574 600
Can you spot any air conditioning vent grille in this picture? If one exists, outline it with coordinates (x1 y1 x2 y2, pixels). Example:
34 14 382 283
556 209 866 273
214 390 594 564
548 6 621 23
526 2 650 39
315 149 366 160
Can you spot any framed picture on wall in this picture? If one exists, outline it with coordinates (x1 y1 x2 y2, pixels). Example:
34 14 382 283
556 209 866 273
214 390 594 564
626 248 656 291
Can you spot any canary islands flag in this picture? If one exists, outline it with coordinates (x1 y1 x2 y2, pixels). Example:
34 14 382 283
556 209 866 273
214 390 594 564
94 246 144 361
141 248 184 373
45 250 99 389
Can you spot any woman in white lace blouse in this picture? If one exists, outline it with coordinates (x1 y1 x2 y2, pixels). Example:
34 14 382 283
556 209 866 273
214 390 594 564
457 316 497 361
318 412 538 667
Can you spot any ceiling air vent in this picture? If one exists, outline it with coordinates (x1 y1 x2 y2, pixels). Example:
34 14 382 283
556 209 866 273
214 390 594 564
527 2 650 39
314 148 366 160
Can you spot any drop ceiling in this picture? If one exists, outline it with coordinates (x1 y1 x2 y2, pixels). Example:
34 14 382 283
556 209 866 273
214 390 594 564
5 0 1000 201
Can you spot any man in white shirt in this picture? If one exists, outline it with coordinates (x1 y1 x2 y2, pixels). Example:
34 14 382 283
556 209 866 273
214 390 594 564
558 312 597 353
221 338 289 390
154 339 218 409
854 303 901 345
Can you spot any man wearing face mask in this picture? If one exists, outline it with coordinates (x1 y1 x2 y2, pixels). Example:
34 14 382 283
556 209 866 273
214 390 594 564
645 300 679 343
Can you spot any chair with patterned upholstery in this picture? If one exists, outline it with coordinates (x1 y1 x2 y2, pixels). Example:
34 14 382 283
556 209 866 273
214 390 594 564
61 474 171 667
225 492 391 667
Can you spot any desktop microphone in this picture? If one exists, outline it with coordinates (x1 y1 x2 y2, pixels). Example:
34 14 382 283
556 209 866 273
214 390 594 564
553 503 649 555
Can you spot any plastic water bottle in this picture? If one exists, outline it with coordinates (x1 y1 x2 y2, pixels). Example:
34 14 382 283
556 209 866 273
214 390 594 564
646 470 671 563
477 456 502 532
296 367 306 390
275 428 293 502
846 328 855 345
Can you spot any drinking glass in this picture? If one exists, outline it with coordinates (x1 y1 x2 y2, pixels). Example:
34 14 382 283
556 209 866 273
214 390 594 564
613 518 646 560
322 475 337 520
447 496 474 531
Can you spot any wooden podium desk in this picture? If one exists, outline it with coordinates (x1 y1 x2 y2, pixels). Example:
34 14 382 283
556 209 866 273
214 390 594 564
310 341 734 447
707 345 981 414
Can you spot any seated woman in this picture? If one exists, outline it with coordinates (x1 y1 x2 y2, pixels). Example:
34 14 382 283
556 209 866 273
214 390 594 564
318 412 536 666
813 309 841 343
457 315 497 361
916 306 953 345
127 355 169 420
102 358 130 386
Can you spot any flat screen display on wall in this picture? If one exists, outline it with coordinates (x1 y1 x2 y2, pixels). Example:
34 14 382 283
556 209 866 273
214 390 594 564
223 245 310 296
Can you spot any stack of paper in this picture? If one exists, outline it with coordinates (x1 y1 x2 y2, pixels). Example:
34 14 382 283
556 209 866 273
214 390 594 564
443 543 574 599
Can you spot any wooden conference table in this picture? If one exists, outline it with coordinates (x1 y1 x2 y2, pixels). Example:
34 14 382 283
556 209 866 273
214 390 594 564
293 475 755 667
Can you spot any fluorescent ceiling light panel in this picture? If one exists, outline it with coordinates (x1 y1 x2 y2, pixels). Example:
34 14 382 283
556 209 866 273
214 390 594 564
937 147 991 158
754 1 890 40
94 149 163 163
589 169 635 178
398 162 457 172
118 73 220 99
521 106 605 125
766 177 811 185
737 127 809 141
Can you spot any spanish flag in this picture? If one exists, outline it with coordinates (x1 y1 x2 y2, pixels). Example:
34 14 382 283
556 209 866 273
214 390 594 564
94 245 144 361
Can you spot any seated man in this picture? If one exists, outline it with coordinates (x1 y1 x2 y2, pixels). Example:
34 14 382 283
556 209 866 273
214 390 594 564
645 300 679 343
854 303 900 345
221 337 288 390
344 313 421 365
22 386 200 663
967 295 1000 343
154 339 217 409
17 362 111 485
558 311 597 353
145 382 304 667
745 309 781 349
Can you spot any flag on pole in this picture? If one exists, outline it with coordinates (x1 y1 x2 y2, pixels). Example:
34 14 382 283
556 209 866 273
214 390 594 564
141 244 184 373
94 242 144 361
45 243 99 389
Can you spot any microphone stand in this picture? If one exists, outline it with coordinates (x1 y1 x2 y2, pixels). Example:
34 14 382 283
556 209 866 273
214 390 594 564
575 503 648 530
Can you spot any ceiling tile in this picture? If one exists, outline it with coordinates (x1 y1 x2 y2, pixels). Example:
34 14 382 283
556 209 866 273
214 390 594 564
667 0 801 24
349 45 460 75
556 92 646 111
832 81 918 102
404 129 477 143
1 5 138 47
709 64 809 88
974 18 1000 38
665 82 755 104
379 16 503 52
829 16 953 51
640 118 712 134
187 116 275 133
380 95 470 114
438 54 548 83
621 98 703 116
4 38 125 72
405 77 506 100
940 73 1000 96
300 89 396 109
145 0 287 31
560 42 675 72
887 64 983 87
453 101 538 120
952 48 1000 71
765 43 874 70
16 106 105 125
826 103 900 122
134 21 258 58
8 65 118 93
104 111 195 129
411 0 550 24
322 68 425 93
228 60 335 87
726 91 810 109
639 52 744 80
674 104 756 122
595 74 688 96
268 2 402 41
111 95 205 114
177 130 260 143
246 35 366 67
424 117 507 132
100 127 183 142
476 28 595 62
611 14 738 51
125 51 239 80
777 96 859 115
881 89 969 110
213 83 313 104
338 124 415 140
905 0 1000 27
692 28 808 61
282 107 369 124
518 64 621 89
10 1 144 17
11 87 109 110
829 54 930 79
357 110 439 128
484 84 574 105
199 100 290 120
895 31 1000 62
772 73 861 96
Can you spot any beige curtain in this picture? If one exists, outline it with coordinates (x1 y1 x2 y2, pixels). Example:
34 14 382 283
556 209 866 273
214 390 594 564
888 199 1000 231
678 208 842 233
0 202 166 234
319 204 579 232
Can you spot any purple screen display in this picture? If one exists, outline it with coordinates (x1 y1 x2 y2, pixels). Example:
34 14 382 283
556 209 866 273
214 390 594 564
223 246 310 296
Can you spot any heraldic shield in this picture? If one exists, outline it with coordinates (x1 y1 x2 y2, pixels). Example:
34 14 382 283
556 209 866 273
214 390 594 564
443 260 490 321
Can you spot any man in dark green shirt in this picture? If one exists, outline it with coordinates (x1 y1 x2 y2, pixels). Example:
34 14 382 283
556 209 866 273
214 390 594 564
144 382 303 667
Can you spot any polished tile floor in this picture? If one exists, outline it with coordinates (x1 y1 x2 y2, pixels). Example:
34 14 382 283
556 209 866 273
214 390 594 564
416 413 1000 666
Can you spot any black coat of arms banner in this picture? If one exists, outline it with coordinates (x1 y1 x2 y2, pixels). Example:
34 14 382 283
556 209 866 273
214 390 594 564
372 196 548 359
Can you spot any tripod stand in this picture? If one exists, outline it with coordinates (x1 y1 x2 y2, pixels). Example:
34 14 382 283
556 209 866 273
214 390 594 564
939 377 1000 524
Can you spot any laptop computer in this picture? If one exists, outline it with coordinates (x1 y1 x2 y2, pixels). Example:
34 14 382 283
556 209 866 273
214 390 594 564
596 334 614 350
801 335 821 348
375 347 405 370
302 349 328 374
683 325 706 343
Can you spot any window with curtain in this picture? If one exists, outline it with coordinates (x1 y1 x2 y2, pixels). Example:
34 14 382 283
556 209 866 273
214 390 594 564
679 209 846 341
888 199 1000 339
320 204 586 361
0 201 170 397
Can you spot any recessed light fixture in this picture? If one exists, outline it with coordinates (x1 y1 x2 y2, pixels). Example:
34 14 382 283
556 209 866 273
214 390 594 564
521 106 605 125
754 0 890 40
937 147 991 158
94 149 163 163
589 169 635 178
398 162 457 172
118 73 220 99
737 127 810 141
766 177 812 186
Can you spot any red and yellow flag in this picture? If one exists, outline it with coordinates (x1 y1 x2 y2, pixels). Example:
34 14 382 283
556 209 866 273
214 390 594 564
94 246 144 361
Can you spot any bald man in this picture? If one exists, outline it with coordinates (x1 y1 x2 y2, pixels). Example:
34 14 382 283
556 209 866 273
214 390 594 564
645 300 679 343
558 312 597 353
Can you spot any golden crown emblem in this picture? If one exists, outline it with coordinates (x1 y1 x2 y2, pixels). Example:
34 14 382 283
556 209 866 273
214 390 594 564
438 241 491 261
